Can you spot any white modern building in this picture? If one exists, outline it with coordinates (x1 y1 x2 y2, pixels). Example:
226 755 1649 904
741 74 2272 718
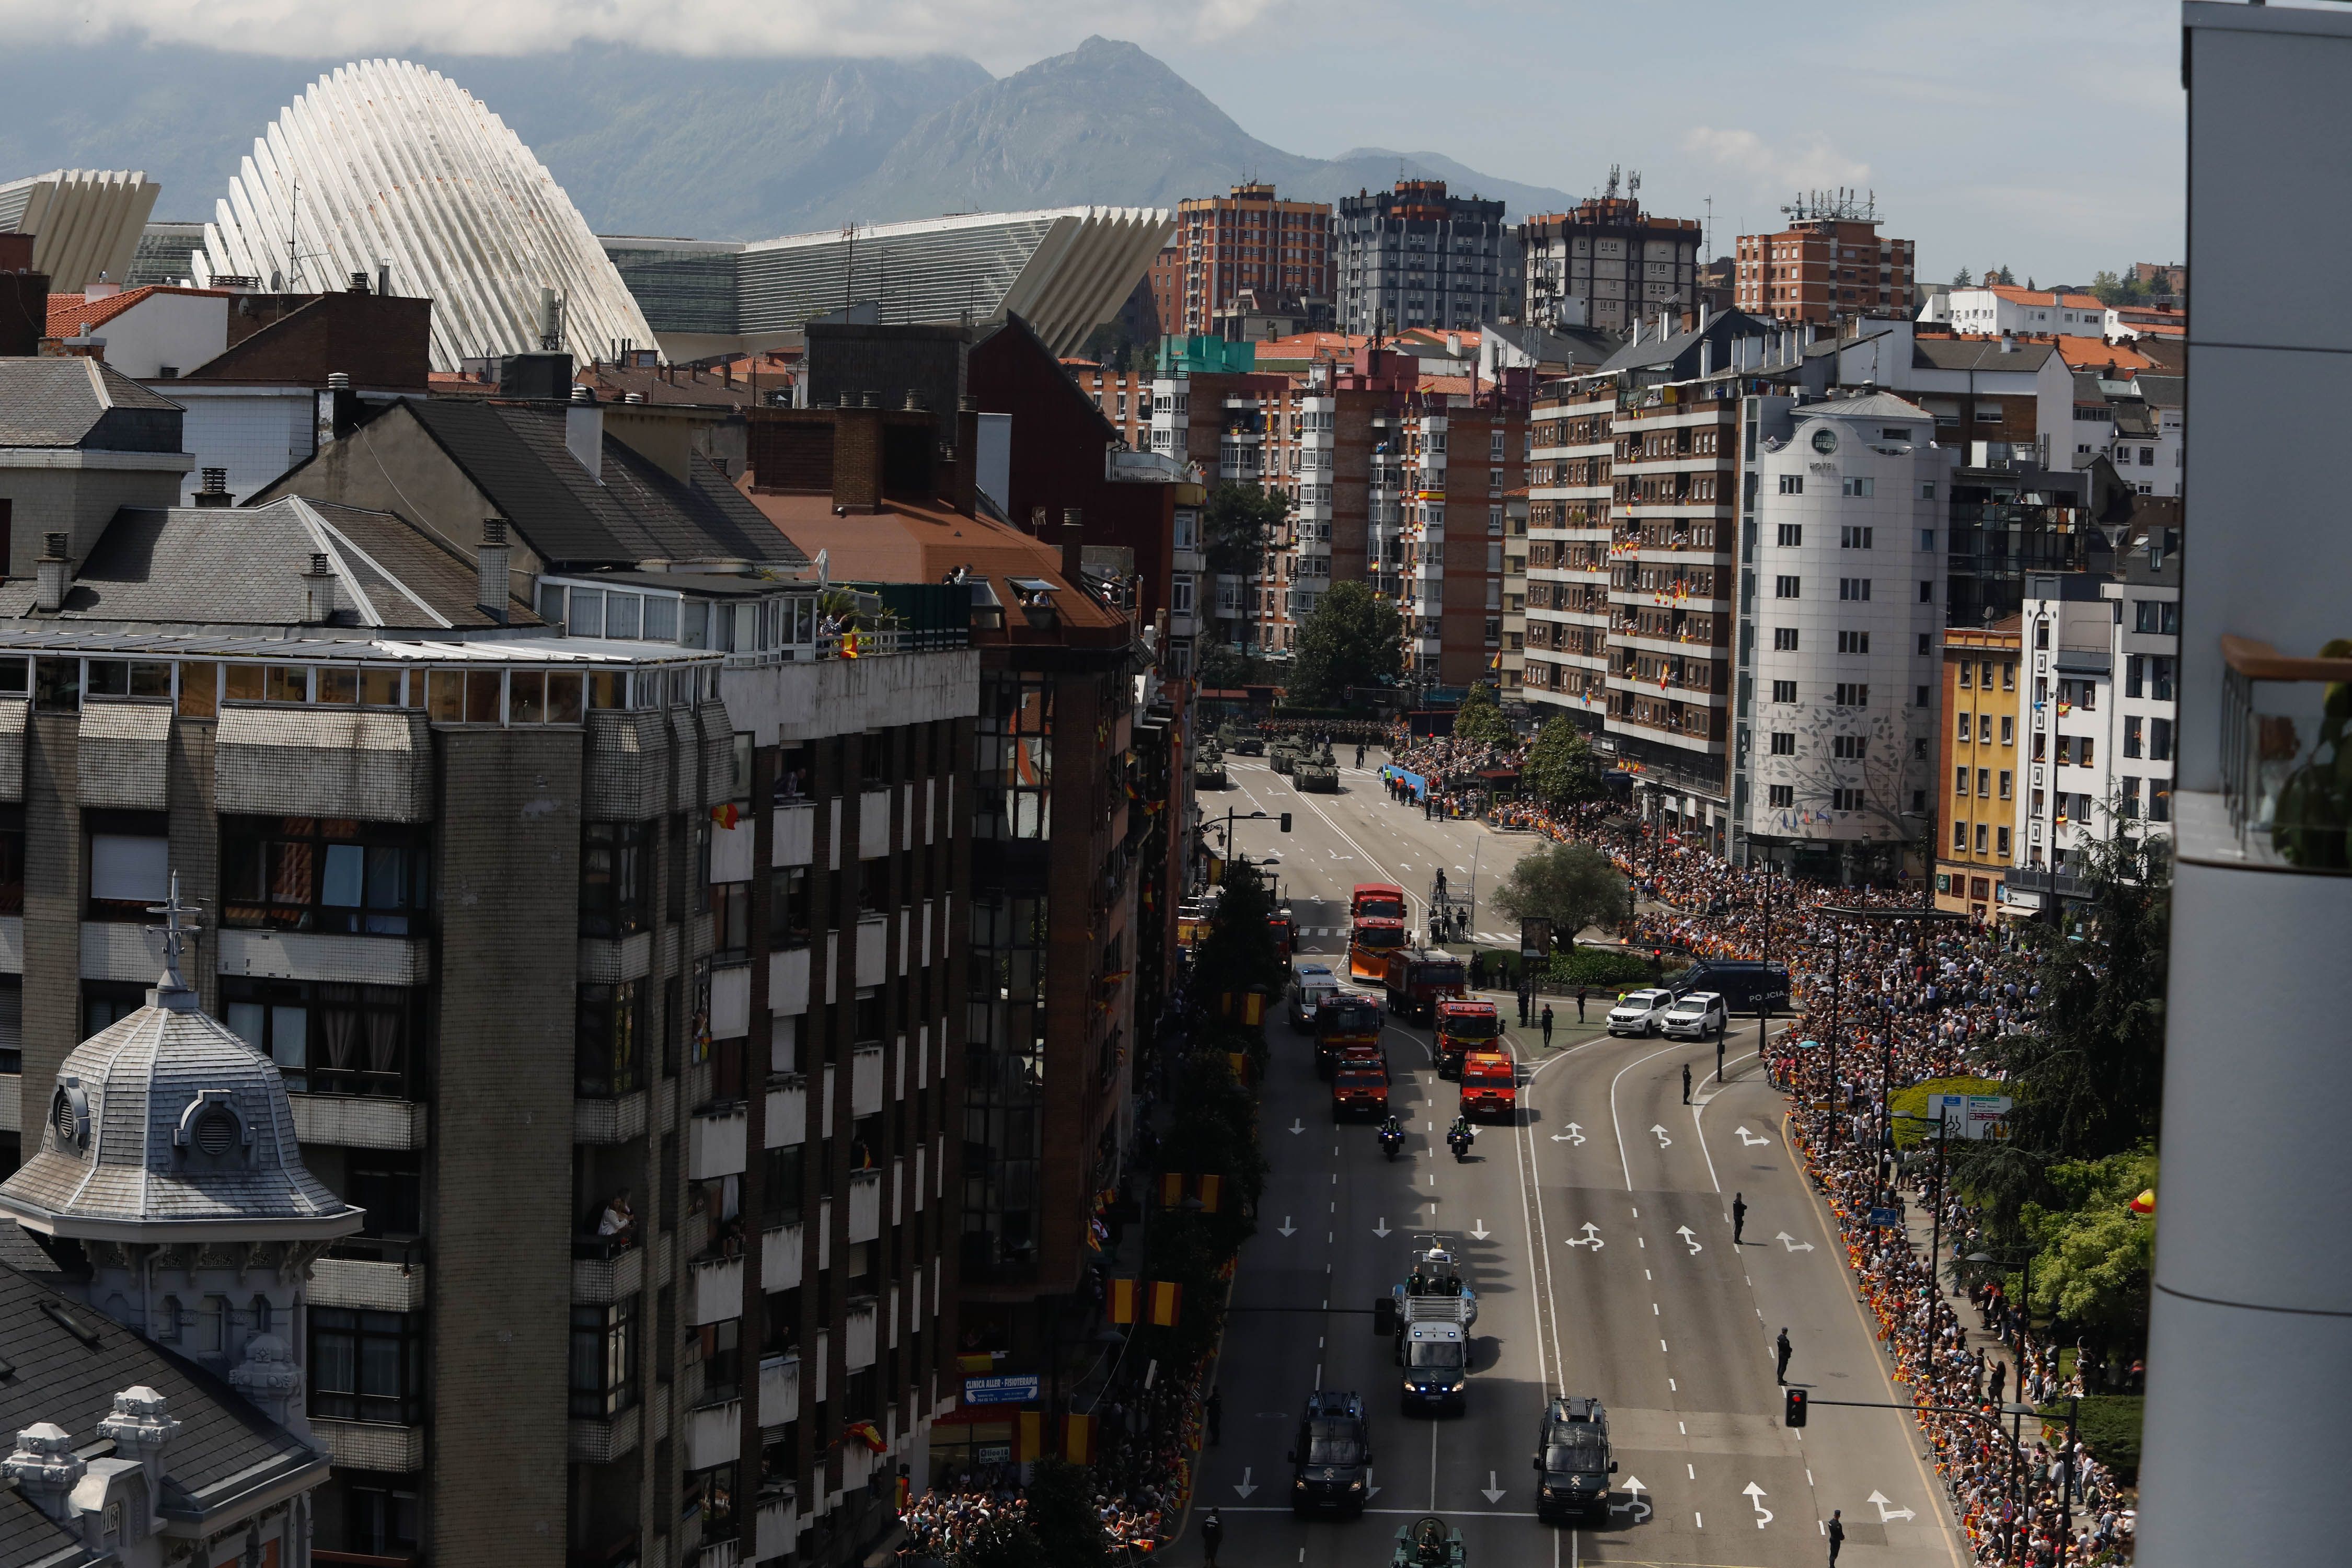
0 168 160 289
1923 284 2109 337
1820 316 2077 460
194 60 659 374
1743 391 1952 878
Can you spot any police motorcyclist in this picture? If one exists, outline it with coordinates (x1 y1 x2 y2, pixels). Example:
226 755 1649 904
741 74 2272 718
1378 1113 1405 1152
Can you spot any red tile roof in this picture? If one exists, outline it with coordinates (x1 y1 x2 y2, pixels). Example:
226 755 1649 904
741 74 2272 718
45 285 227 340
2049 336 2158 373
1979 285 2104 311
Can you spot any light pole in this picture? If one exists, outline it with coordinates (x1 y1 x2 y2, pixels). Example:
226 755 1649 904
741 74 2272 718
1814 904 1967 1155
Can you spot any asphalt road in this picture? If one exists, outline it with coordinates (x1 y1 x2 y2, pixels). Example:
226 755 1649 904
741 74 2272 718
1169 758 1967 1568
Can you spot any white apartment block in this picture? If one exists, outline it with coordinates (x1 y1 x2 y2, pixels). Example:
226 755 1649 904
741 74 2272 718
1744 392 1952 877
1927 285 2109 338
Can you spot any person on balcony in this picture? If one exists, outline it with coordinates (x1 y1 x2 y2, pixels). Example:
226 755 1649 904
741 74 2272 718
596 1187 637 1244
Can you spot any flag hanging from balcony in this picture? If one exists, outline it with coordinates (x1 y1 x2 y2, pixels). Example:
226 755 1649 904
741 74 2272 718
957 1352 994 1375
1109 1277 1138 1323
1159 1171 1185 1208
1064 1413 1096 1464
1018 1410 1043 1461
1148 1279 1183 1327
1197 1174 1223 1213
710 802 740 829
847 1420 886 1454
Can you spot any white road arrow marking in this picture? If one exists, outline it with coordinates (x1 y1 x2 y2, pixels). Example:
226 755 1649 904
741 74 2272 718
1276 1216 1296 1237
1563 1222 1605 1250
1234 1467 1256 1500
1481 1470 1506 1504
1775 1231 1816 1253
1470 1219 1490 1240
1611 1477 1652 1524
1364 1467 1380 1500
1651 1123 1673 1147
1867 1490 1916 1524
1734 1125 1769 1147
1550 1122 1587 1145
1743 1481 1772 1527
1288 1119 1306 1135
1373 1218 1391 1238
1675 1225 1703 1255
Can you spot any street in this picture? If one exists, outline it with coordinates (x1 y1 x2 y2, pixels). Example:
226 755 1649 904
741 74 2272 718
1172 757 1967 1567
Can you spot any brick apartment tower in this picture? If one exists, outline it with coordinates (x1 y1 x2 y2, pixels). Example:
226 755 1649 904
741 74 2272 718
1165 183 1335 338
1734 192 1916 324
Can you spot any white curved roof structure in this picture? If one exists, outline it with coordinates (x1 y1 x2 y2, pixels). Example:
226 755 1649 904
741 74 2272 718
195 59 657 374
0 169 162 290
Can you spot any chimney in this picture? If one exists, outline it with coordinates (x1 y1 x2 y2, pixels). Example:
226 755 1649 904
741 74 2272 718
567 384 604 483
300 551 338 624
1060 508 1086 586
478 518 512 625
95 1387 179 1531
1 1424 84 1523
1999 329 2017 354
348 270 371 294
315 370 360 446
192 467 233 508
376 261 390 297
36 533 70 613
832 394 884 511
949 393 978 516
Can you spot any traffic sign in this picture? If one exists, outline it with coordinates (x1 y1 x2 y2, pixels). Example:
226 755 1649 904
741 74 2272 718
1926 1093 2013 1140
1867 1207 1901 1227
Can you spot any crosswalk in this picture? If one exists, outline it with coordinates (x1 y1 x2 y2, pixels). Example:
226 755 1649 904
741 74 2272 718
1292 927 1520 944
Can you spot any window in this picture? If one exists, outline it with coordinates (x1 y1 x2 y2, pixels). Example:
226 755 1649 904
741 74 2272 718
577 979 644 1098
1999 770 2013 800
1953 820 1968 852
1997 826 2012 856
1919 483 1937 501
1769 732 1795 756
1834 683 1869 706
2117 777 2141 819
1838 578 1871 601
1778 475 1803 494
220 817 431 936
1773 627 1800 651
2134 598 2180 636
1768 784 1794 808
1841 480 1874 501
2125 717 2142 758
1958 662 1973 690
1975 822 1989 853
2000 717 2013 745
1170 574 1195 615
1954 766 1969 798
2151 657 2175 701
1831 735 1868 760
974 675 1052 840
1774 576 1801 599
1976 713 1991 744
87 825 169 920
310 1308 426 1424
2126 656 2144 699
2150 717 2172 762
2079 738 2095 767
580 822 650 938
1976 767 1991 798
1770 679 1797 703
224 979 419 1097
1837 630 1870 654
571 1298 640 1418
1776 523 1803 547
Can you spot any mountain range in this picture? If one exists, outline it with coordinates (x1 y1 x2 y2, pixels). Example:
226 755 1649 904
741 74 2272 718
1 36 1574 241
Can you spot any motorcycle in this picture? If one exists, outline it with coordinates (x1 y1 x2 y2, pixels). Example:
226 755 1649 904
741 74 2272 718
1379 1124 1405 1161
1447 1126 1474 1162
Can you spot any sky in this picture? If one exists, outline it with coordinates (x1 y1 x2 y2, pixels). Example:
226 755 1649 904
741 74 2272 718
16 0 2189 282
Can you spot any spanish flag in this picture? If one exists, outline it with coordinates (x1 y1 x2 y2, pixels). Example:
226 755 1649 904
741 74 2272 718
1064 1413 1096 1465
1197 1174 1223 1214
847 1420 886 1455
1109 1277 1138 1324
1159 1171 1185 1208
1018 1410 1044 1461
710 802 740 829
957 1352 994 1375
1148 1279 1183 1327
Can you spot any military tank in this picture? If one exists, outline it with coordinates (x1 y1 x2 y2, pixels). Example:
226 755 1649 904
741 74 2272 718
1269 735 1304 775
1193 737 1228 790
1295 741 1340 792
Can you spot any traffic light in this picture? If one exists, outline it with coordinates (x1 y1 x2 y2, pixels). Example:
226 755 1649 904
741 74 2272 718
1279 812 1292 833
1783 1389 1807 1428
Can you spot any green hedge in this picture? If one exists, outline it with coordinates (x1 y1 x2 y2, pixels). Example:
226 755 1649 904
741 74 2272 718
1547 947 1663 988
2041 1395 2142 1482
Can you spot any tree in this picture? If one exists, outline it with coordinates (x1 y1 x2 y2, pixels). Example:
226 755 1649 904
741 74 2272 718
1451 682 1514 747
1201 483 1289 578
1288 580 1402 707
956 1513 1047 1568
1491 841 1625 950
1190 855 1287 999
1023 1457 1111 1568
1950 825 2170 1246
1952 267 1974 287
1195 643 1267 691
2021 1148 2158 1351
1519 716 1602 806
1994 264 2016 285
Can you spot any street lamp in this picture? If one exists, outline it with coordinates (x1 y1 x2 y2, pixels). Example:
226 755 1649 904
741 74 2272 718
1813 903 1967 1152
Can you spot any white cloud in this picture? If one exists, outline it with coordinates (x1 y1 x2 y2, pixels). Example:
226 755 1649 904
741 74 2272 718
1679 125 1871 196
0 0 1289 64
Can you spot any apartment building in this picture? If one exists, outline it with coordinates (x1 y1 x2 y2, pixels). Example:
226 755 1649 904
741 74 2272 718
1734 200 1917 324
1517 194 1702 334
1396 389 1528 689
1335 181 1519 336
1931 285 2109 338
1168 183 1334 338
1740 393 1949 881
1062 359 1152 449
1934 621 2025 920
1498 482 1529 698
1524 377 1619 728
1147 340 1293 656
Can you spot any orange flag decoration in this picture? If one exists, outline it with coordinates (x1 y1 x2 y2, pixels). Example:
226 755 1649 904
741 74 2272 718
1109 1277 1138 1324
1148 1279 1183 1327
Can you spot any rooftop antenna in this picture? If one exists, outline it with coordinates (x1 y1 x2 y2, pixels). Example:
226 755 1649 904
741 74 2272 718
1605 164 1621 202
1704 196 1714 257
145 871 202 1007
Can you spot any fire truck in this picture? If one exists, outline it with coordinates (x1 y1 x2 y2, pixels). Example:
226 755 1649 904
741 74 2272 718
1348 883 1408 983
1332 1060 1390 1119
1381 947 1466 1024
1432 998 1501 1081
1315 991 1386 1079
1458 1049 1518 1121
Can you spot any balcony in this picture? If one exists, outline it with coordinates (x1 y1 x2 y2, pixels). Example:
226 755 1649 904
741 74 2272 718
757 1353 801 1427
850 1043 885 1118
768 945 810 1018
574 1090 648 1146
853 917 887 988
572 1237 645 1305
311 1248 428 1312
710 962 751 1042
568 1404 643 1465
846 1169 882 1244
577 930 654 985
213 928 431 987
770 803 814 868
289 1093 428 1151
859 788 893 860
764 1077 806 1148
689 1101 748 1181
760 1222 804 1292
688 1253 744 1326
692 1542 740 1568
843 1297 879 1371
314 1417 426 1473
684 1396 742 1470
754 1489 799 1562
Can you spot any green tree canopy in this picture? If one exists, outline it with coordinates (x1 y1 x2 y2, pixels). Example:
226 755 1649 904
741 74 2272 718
1288 580 1402 708
1195 643 1272 691
1023 1457 1110 1568
1951 267 1974 287
1490 841 1624 950
1451 682 1514 747
1520 716 1602 806
955 1513 1046 1568
1202 483 1290 578
2021 1148 2157 1346
1191 855 1287 1000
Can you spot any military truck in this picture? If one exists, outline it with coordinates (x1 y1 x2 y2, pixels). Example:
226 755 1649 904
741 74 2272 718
1287 1389 1373 1515
1217 720 1265 757
1532 1397 1617 1523
1295 742 1340 792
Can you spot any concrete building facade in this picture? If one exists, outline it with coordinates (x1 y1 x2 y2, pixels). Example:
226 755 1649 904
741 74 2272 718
1169 184 1334 338
1934 621 2024 920
1335 182 1519 337
1517 195 1701 335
